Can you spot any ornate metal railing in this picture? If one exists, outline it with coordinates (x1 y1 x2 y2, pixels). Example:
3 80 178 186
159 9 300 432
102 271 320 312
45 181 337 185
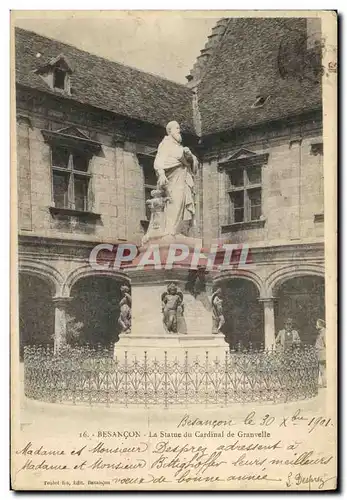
23 345 319 407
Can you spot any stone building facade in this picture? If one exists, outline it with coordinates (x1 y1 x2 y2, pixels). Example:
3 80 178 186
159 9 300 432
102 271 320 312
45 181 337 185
15 17 325 356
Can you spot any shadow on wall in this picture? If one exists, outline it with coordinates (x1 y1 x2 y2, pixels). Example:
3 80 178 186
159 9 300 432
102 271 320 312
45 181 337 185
275 276 325 345
19 273 54 360
222 279 264 349
69 276 127 347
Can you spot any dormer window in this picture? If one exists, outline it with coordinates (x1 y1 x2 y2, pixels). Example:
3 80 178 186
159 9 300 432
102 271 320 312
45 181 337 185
53 68 66 90
251 95 270 108
35 53 73 94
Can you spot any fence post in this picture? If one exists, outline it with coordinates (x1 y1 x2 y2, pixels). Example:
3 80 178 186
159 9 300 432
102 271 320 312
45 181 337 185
125 351 128 408
224 350 228 407
205 351 208 407
184 351 188 408
164 351 168 409
134 355 138 405
144 351 148 408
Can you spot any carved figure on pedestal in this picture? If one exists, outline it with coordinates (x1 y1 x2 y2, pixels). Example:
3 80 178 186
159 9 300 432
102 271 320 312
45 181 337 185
142 189 170 244
161 282 184 333
118 285 132 334
146 189 169 229
212 288 225 334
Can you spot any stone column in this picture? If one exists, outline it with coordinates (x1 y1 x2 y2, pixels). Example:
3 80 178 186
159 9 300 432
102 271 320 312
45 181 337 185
17 114 32 231
53 297 72 354
259 297 276 349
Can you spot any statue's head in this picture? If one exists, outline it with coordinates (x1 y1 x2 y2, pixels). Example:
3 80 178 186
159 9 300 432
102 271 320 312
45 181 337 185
214 287 222 297
167 282 178 294
121 285 130 294
166 121 182 144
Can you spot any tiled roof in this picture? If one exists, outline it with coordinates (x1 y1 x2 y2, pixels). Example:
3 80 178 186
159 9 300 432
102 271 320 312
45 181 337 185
15 21 323 139
196 17 322 136
15 27 195 133
186 18 229 87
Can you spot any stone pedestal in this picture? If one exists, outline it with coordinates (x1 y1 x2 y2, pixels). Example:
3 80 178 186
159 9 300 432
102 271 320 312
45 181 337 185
114 246 230 361
114 332 229 362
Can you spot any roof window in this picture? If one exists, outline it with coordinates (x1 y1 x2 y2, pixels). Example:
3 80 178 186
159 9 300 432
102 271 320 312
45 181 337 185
251 95 270 108
53 68 67 90
34 53 73 94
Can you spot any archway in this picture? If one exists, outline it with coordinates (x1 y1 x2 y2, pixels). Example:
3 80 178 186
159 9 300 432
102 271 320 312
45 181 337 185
219 278 263 349
275 275 325 344
70 276 128 347
19 273 54 359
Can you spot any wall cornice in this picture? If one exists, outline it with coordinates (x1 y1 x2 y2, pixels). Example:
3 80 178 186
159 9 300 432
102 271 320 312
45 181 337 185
197 110 323 161
16 84 198 148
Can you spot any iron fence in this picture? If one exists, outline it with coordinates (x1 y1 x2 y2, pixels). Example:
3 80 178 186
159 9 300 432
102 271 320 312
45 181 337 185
23 344 319 407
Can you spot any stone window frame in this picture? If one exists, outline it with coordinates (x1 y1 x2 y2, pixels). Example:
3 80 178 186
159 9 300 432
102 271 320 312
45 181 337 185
51 146 91 212
42 128 101 220
218 150 269 232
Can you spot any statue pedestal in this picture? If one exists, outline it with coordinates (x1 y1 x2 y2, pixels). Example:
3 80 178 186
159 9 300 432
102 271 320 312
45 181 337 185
113 126 229 362
113 264 230 362
114 332 229 362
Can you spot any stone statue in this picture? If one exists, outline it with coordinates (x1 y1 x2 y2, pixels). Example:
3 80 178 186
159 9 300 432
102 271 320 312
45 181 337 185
161 282 184 333
211 288 225 334
142 189 170 244
146 189 169 229
118 285 132 334
143 121 199 242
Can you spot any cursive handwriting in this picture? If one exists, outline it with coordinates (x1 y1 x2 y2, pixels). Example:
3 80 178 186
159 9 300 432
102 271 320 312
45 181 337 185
14 406 335 491
242 410 334 434
89 441 148 454
153 441 207 457
18 459 68 472
286 472 336 490
16 442 65 457
151 450 225 477
217 440 282 452
89 458 146 470
177 414 235 429
269 450 333 467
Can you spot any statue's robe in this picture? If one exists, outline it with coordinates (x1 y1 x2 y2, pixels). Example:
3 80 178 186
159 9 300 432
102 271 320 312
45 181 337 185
154 135 197 236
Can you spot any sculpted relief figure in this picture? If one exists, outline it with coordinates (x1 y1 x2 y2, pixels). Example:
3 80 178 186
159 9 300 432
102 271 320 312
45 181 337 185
143 189 170 242
143 121 199 243
161 282 184 333
118 285 132 334
212 288 225 334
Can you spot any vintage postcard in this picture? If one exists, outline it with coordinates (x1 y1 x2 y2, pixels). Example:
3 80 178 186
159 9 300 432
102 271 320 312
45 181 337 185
10 10 337 491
